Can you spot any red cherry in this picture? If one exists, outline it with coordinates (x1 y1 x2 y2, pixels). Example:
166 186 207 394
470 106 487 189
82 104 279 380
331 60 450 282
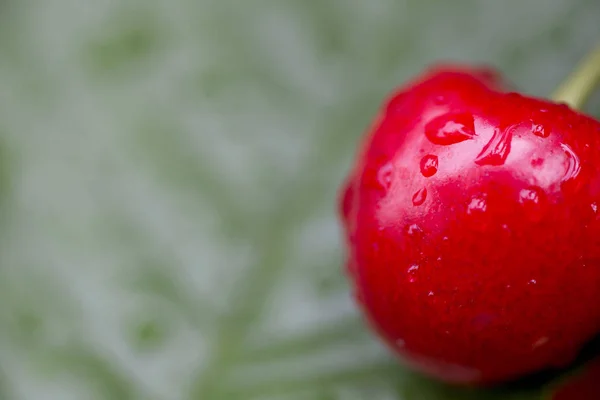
339 66 600 385
550 358 600 399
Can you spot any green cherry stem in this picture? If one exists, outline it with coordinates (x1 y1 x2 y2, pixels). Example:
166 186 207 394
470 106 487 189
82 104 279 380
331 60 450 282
551 44 600 110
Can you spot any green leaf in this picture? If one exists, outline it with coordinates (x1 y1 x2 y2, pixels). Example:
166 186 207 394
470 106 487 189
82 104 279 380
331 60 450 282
0 0 599 399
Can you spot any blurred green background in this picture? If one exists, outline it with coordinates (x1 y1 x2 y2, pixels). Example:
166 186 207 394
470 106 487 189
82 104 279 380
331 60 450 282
0 1 599 399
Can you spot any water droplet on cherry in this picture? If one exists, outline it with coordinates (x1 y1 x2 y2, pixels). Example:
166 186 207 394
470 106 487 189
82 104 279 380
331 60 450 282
420 154 439 177
424 113 476 145
475 126 514 166
467 196 488 215
407 264 419 282
519 188 541 205
412 187 428 206
406 223 424 239
375 162 394 190
560 143 581 181
532 123 549 138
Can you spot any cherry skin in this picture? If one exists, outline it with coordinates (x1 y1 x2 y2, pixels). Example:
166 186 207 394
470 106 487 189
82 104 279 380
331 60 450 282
339 66 600 385
550 358 600 399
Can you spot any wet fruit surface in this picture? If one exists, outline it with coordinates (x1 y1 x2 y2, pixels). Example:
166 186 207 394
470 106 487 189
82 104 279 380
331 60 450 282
339 66 600 385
